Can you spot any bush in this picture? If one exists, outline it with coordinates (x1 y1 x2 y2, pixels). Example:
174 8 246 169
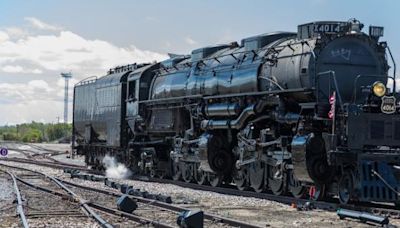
21 129 43 143
2 132 19 141
0 122 72 143
46 124 72 141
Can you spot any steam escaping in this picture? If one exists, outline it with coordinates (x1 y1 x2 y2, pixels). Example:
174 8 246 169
102 155 132 179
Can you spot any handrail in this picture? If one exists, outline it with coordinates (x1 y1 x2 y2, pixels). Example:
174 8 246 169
75 76 97 86
387 45 396 92
316 71 344 111
352 74 396 103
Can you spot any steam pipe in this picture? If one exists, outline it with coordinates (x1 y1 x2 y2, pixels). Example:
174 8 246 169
201 105 255 130
200 99 301 130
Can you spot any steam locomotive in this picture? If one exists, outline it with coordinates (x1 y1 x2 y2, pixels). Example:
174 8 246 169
73 19 400 205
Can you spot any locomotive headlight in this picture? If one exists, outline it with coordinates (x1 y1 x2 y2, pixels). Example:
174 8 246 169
372 81 386 97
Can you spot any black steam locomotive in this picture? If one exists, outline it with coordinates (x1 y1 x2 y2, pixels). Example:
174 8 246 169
73 19 399 205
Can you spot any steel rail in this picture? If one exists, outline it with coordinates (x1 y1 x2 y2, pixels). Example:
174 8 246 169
3 159 399 218
58 178 262 228
46 176 113 228
15 177 173 228
1 170 29 228
0 141 64 154
64 171 400 219
0 164 113 228
4 147 62 163
88 202 174 228
0 164 174 228
0 157 97 173
136 175 400 218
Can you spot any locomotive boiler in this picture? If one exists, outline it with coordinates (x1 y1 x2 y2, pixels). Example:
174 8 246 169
73 19 400 205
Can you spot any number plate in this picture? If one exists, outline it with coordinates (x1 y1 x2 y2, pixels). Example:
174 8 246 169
381 96 396 114
314 23 341 34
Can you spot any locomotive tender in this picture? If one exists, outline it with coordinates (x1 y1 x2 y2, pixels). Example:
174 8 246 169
73 19 399 205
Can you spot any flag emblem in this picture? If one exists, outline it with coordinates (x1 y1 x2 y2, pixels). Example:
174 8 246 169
328 91 336 119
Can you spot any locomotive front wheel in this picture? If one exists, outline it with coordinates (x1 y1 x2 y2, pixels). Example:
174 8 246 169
338 170 354 204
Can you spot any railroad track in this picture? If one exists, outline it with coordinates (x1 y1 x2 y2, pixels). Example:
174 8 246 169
0 141 68 163
135 175 400 219
0 171 29 228
1 157 95 173
0 141 65 155
0 164 173 227
0 163 262 228
4 147 63 163
0 165 113 228
2 157 399 220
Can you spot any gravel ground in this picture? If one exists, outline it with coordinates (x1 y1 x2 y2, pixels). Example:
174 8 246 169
2 159 399 227
65 183 230 227
0 142 86 166
0 166 98 228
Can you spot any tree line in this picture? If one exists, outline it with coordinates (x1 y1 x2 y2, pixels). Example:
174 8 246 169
0 122 72 143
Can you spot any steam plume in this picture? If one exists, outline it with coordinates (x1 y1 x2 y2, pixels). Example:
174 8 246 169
102 155 132 179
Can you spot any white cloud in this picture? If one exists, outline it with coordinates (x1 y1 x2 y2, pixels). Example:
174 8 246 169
0 100 64 125
28 80 53 92
0 65 42 74
0 79 75 124
0 18 168 125
4 27 28 39
32 69 43 74
0 30 167 76
0 79 53 102
1 65 23 73
185 36 197 45
0 31 9 43
24 17 62 31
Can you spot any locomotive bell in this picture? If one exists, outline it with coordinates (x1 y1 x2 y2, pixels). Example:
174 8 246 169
349 18 364 34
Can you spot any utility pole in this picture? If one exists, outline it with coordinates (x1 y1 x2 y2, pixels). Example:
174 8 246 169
61 72 72 124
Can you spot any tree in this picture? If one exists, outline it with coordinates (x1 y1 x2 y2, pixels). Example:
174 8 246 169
21 129 43 143
46 123 72 141
0 122 72 143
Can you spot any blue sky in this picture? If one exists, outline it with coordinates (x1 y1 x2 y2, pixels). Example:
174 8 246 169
0 0 399 125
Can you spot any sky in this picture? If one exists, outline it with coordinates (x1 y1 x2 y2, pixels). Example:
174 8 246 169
0 0 399 125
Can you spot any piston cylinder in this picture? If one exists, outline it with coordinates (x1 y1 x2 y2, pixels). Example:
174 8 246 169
204 103 240 117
